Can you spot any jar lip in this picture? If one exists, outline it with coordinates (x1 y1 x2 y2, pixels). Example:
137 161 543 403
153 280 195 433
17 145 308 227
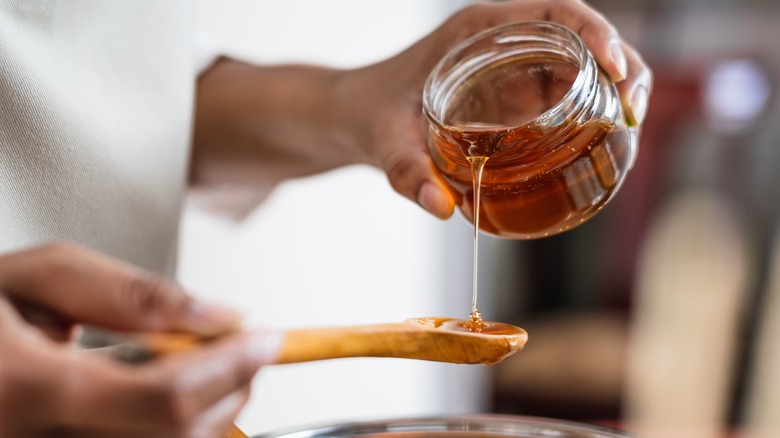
422 20 592 133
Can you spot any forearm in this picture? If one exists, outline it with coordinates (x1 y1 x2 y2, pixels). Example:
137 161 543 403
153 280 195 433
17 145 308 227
191 58 374 187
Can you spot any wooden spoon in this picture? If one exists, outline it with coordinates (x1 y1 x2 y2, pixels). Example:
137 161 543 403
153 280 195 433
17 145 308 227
136 317 527 366
129 318 527 438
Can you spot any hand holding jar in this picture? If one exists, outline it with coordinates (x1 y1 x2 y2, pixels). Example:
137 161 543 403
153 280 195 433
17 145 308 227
343 0 652 222
424 21 638 238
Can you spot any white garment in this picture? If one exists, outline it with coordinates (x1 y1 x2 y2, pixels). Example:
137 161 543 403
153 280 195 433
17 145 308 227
0 0 196 275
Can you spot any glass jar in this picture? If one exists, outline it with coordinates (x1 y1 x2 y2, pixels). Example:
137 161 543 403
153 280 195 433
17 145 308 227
255 415 639 437
423 22 636 239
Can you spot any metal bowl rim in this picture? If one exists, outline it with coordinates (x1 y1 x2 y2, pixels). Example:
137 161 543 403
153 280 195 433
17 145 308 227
253 414 640 438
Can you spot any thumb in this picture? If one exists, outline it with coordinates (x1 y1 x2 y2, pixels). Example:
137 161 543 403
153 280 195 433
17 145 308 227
382 146 455 220
0 244 242 336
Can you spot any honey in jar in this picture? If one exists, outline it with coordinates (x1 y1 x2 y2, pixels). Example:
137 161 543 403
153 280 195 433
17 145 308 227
423 22 636 240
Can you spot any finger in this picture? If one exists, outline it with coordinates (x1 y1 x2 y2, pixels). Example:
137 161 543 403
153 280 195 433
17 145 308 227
615 43 653 126
472 0 625 82
461 1 652 124
52 426 154 438
545 0 626 82
57 387 250 438
494 1 653 125
58 388 251 438
190 386 252 438
377 110 455 220
0 243 242 336
0 293 27 330
383 145 455 220
0 293 75 347
49 330 279 430
145 330 280 416
7 295 78 342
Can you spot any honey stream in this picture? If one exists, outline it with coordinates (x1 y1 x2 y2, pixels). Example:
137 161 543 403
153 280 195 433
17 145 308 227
465 156 488 332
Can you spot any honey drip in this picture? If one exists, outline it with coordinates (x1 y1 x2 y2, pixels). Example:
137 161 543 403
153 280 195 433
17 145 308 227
465 309 484 333
466 156 488 333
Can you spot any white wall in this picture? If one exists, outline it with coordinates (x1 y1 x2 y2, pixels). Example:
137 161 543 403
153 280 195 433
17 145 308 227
179 1 483 435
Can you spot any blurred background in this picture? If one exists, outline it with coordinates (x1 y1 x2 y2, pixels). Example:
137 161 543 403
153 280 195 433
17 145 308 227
181 1 780 436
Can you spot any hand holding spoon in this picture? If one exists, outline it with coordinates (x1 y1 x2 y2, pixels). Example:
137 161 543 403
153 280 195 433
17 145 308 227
126 317 527 438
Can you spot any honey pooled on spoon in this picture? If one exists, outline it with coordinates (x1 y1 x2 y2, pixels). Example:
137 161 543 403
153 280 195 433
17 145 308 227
415 316 523 337
404 317 527 365
465 309 485 332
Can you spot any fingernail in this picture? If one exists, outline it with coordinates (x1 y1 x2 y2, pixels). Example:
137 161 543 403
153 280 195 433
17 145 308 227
608 40 627 82
629 84 649 126
246 330 284 365
188 301 244 336
417 182 453 220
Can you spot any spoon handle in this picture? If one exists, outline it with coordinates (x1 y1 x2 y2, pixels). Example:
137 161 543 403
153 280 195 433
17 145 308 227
134 323 428 362
224 425 250 438
277 322 426 363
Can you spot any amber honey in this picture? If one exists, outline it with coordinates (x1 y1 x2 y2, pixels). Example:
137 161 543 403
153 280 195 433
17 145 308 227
429 117 631 239
436 318 522 336
424 23 634 240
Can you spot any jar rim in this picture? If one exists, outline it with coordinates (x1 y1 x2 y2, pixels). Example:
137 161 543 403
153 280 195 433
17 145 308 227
422 20 594 133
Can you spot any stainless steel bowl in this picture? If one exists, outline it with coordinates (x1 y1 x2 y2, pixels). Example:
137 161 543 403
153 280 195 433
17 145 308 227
255 415 639 437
